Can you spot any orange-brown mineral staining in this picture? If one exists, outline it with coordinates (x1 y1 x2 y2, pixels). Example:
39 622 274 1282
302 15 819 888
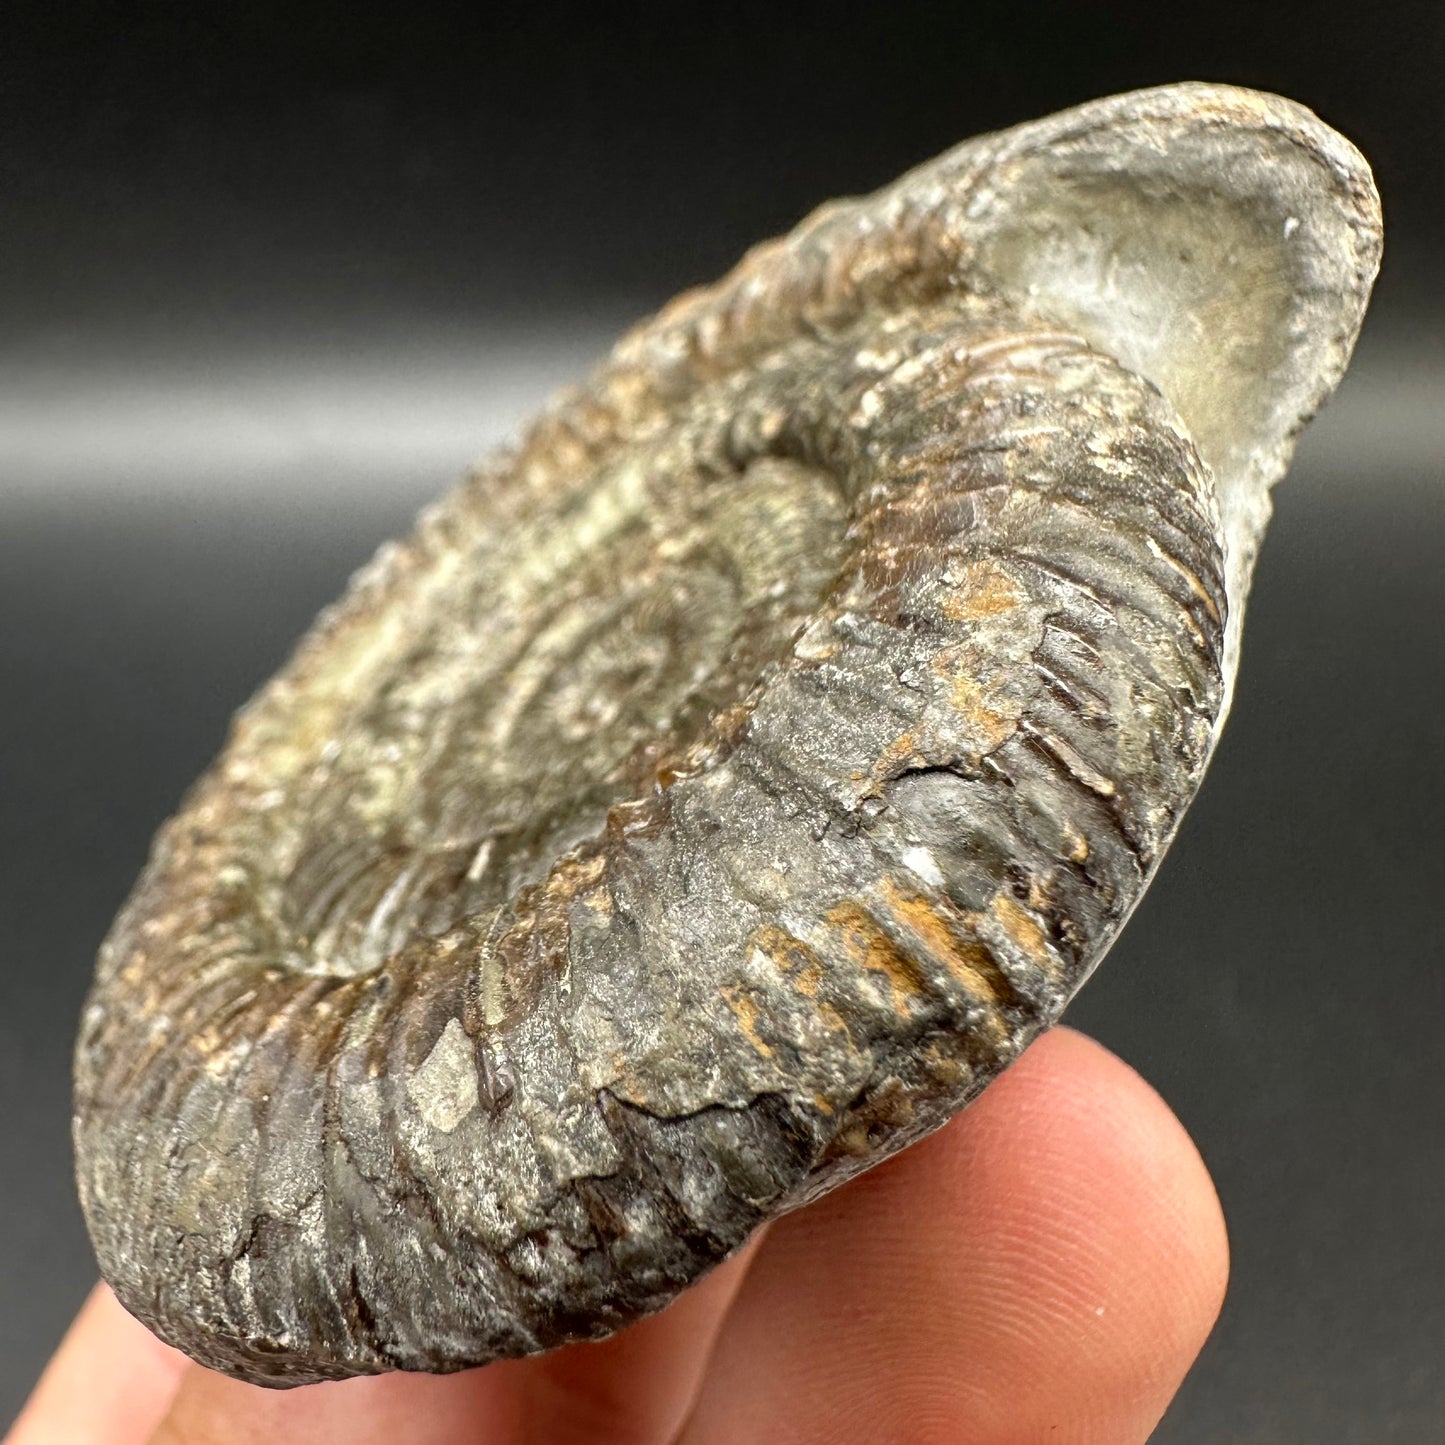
877 877 1012 1005
823 900 929 1012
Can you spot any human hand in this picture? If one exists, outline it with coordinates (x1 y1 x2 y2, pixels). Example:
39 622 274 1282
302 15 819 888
7 1028 1226 1444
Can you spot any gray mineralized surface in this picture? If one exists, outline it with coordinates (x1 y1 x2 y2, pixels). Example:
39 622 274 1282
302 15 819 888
73 83 1381 1384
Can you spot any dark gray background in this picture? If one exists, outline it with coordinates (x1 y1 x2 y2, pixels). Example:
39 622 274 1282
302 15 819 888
3 4 1442 1438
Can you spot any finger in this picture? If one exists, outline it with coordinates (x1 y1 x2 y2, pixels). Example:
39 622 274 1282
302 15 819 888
5 1284 188 1445
145 1236 764 1445
678 1026 1229 1445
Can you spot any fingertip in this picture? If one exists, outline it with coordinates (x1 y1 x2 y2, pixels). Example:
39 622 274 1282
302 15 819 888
983 1025 1230 1315
958 1026 1230 1437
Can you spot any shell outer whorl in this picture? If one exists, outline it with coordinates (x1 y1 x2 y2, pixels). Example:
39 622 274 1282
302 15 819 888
72 85 1376 1387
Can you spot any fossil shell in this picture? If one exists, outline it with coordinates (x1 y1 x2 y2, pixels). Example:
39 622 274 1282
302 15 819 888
73 84 1380 1385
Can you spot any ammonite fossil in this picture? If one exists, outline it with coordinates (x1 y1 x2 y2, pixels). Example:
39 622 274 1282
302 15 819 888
74 84 1381 1385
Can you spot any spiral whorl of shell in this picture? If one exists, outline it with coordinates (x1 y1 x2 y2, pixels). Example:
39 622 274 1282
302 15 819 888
74 84 1380 1384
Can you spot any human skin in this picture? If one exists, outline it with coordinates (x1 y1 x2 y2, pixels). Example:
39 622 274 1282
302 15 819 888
10 1028 1228 1445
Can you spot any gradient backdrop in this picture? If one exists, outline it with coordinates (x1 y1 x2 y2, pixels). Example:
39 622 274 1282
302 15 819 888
3 5 1442 1438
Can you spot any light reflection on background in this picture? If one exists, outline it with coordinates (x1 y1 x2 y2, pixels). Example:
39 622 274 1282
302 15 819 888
5 325 1441 503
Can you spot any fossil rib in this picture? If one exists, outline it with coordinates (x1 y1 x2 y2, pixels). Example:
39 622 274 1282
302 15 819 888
73 83 1380 1385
